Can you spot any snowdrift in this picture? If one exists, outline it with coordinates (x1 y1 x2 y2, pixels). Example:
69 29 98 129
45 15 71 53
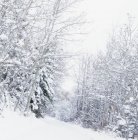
0 110 124 140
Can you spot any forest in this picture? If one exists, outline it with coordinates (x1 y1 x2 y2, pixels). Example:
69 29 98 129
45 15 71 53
0 0 137 140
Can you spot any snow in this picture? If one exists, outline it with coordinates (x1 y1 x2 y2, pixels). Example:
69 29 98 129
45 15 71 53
0 34 8 40
0 110 124 140
118 119 126 125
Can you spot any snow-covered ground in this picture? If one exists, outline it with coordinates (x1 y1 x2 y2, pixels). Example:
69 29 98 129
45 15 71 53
0 110 124 140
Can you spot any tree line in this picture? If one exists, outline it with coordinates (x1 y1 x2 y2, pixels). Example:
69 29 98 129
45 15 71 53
65 17 138 140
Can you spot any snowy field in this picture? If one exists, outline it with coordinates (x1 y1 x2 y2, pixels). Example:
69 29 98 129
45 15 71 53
0 110 125 140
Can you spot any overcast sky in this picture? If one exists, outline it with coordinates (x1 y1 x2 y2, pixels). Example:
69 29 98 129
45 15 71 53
76 0 138 55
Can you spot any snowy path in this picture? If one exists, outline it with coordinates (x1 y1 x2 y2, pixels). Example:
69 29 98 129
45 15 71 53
0 111 124 140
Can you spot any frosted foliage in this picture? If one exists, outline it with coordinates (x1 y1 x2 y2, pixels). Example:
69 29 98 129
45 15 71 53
70 20 138 139
0 0 75 114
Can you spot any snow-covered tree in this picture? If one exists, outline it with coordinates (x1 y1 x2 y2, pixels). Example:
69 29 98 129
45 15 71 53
0 0 80 117
71 17 138 140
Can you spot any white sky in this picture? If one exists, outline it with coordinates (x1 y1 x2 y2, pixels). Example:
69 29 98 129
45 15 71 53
62 0 138 92
76 0 138 55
